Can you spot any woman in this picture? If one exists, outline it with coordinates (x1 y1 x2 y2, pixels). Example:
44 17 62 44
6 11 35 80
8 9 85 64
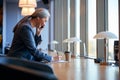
7 8 53 62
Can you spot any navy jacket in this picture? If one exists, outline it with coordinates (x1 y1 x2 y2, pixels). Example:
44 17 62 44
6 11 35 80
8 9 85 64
7 21 52 62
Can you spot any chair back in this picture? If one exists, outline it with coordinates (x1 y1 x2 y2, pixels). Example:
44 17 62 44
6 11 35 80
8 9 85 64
0 56 58 80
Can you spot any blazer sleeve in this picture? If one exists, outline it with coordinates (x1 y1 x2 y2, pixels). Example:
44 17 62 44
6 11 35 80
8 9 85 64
35 34 42 46
20 25 52 62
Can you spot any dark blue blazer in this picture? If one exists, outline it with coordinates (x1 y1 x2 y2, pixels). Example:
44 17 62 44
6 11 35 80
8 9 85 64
7 21 52 62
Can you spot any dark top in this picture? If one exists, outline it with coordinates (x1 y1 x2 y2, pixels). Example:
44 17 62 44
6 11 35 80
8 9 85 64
7 21 52 62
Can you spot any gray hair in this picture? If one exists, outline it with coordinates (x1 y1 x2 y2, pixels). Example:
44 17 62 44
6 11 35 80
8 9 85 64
31 8 50 18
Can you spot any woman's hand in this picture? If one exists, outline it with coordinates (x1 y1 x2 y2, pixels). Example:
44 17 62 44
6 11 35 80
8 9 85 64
36 26 44 36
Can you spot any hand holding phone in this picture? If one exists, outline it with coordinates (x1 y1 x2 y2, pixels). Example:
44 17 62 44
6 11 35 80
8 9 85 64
36 26 44 36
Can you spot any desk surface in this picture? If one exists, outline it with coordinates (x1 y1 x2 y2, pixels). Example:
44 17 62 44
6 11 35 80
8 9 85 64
49 57 119 80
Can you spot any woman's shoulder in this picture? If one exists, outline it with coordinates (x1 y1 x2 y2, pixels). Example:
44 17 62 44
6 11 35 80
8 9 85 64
20 22 32 30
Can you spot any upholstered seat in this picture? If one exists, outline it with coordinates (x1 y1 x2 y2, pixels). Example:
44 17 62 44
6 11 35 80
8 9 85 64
0 56 58 80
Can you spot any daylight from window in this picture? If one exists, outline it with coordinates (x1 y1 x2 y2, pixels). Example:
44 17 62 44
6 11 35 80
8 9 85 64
88 0 96 58
108 0 118 60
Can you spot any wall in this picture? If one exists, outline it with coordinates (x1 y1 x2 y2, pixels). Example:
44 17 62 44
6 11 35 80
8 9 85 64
2 0 50 53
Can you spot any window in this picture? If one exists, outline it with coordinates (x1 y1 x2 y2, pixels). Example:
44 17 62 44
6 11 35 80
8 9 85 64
108 0 118 60
87 0 97 58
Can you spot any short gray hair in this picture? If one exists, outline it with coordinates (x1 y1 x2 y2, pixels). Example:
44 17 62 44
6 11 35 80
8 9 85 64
31 8 50 18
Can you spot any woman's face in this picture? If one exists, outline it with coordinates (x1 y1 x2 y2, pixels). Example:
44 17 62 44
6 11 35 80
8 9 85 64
36 17 49 29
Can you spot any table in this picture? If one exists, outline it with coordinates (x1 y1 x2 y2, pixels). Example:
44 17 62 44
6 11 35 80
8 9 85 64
48 57 119 80
49 58 81 80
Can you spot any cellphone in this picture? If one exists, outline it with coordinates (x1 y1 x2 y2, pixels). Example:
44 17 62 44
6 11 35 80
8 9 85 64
41 26 44 28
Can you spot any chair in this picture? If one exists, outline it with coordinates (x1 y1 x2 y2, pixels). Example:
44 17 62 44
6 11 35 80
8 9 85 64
114 41 119 61
114 40 119 66
0 56 54 73
0 56 58 80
